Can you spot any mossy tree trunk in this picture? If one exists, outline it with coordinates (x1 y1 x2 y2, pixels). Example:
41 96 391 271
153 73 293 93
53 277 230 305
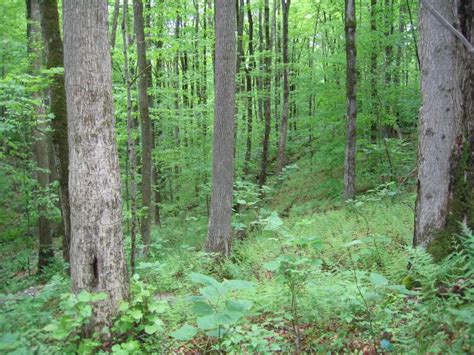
414 0 473 258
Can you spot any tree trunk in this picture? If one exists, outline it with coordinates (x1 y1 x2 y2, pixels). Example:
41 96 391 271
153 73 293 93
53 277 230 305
133 0 153 253
205 0 236 255
276 0 291 174
122 0 138 274
343 0 357 200
414 0 473 258
28 0 53 272
110 0 120 50
258 0 272 187
38 0 71 263
243 0 254 177
63 0 129 330
369 0 378 142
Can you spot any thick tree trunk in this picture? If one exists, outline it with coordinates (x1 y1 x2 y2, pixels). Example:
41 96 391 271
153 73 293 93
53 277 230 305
414 0 473 257
38 0 71 263
258 0 272 187
28 0 53 272
205 0 236 255
63 0 129 330
276 0 291 174
133 0 153 253
343 0 357 200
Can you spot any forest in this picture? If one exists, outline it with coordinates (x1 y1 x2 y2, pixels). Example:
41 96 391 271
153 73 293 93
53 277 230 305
0 0 472 353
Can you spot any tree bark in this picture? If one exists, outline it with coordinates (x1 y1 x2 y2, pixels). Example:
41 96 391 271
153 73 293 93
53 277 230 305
414 0 473 257
28 0 53 272
63 0 129 330
122 0 138 274
133 0 153 253
110 0 120 50
38 0 71 263
343 0 357 200
276 0 291 174
258 0 272 187
243 0 254 177
205 0 236 255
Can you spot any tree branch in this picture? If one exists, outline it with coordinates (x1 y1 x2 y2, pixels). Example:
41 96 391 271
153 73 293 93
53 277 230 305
421 0 474 55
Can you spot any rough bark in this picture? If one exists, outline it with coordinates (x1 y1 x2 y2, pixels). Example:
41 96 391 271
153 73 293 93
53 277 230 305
133 0 153 253
414 0 473 258
38 0 71 263
343 0 357 200
258 0 272 187
205 0 236 255
276 0 291 174
63 0 129 329
28 0 53 272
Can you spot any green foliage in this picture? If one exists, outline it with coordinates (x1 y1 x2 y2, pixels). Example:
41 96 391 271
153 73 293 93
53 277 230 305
170 272 254 345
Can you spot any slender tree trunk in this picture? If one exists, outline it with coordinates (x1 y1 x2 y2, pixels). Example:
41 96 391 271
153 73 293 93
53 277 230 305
122 0 138 274
205 0 236 255
369 0 378 142
133 0 153 253
414 0 473 257
243 0 254 176
63 0 129 330
343 0 357 200
28 0 53 272
110 0 120 50
258 0 272 187
276 0 291 174
38 0 71 263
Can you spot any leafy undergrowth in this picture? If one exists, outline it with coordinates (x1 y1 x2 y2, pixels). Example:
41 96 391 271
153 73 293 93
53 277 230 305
1 157 472 353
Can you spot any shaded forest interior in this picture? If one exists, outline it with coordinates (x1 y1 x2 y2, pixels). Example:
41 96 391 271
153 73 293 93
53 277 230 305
0 0 472 353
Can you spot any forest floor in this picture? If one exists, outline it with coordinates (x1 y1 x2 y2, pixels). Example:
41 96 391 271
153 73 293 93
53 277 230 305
0 155 472 353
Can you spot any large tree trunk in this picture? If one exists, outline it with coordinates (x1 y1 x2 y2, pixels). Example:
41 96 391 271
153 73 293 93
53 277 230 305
414 0 473 258
258 0 272 187
63 0 129 330
205 0 236 255
38 0 71 263
28 0 53 272
133 0 153 253
276 0 291 174
343 0 357 200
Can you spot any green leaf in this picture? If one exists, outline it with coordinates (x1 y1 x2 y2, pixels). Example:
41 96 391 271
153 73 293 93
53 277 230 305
90 292 108 302
370 272 388 286
191 301 214 316
264 212 284 231
77 290 92 303
197 314 219 330
263 260 281 271
130 309 143 321
169 324 198 341
119 302 129 312
144 324 159 335
225 299 252 313
188 272 220 287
